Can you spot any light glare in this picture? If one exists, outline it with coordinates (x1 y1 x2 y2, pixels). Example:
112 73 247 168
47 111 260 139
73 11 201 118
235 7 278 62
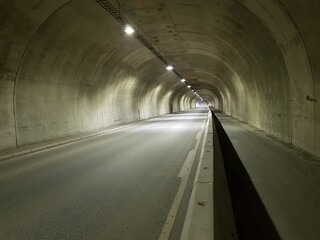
125 26 135 34
180 79 186 82
187 85 191 88
166 65 174 71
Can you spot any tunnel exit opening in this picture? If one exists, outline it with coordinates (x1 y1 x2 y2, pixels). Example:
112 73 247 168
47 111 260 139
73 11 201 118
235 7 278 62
196 100 207 108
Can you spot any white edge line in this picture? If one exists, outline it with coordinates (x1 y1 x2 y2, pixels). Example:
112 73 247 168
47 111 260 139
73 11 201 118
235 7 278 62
158 116 207 240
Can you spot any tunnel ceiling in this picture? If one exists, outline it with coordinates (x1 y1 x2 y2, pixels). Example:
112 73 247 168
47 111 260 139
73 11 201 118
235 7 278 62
112 0 320 155
0 0 320 157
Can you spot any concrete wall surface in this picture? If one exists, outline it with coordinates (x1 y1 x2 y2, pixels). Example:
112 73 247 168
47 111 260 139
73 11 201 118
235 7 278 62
0 0 319 157
0 0 196 150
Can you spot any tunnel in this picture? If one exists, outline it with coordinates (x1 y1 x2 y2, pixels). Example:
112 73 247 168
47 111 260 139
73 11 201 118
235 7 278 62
1 0 319 155
0 0 320 240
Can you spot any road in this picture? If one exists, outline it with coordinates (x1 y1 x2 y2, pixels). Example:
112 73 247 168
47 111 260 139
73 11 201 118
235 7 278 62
0 108 208 240
217 113 320 240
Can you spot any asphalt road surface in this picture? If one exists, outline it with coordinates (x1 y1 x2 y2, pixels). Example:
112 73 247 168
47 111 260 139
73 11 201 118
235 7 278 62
0 108 208 240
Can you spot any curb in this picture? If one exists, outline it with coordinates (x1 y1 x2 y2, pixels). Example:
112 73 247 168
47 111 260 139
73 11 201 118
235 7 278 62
0 118 153 161
180 110 214 240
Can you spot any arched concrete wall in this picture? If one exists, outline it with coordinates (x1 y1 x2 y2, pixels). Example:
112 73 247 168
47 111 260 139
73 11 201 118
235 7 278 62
238 0 319 155
0 0 196 150
0 0 320 157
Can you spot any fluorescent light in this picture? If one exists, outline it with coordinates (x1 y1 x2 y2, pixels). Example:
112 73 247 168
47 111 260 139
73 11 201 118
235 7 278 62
180 79 186 82
166 65 174 70
187 85 191 88
125 25 135 34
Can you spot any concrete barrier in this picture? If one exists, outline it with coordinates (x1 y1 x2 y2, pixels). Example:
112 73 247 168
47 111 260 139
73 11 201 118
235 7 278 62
180 110 214 240
211 109 238 240
181 108 238 240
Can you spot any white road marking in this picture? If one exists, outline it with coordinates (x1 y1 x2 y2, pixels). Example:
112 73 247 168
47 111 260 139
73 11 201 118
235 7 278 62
158 120 206 240
178 151 194 178
193 114 210 185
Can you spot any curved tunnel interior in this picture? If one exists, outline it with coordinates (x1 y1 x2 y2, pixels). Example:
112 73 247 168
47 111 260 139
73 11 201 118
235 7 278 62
0 0 320 158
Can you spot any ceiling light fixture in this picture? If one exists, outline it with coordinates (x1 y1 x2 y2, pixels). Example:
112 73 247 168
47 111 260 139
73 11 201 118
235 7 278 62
166 65 174 71
96 1 187 80
187 85 191 88
180 79 186 82
124 25 135 34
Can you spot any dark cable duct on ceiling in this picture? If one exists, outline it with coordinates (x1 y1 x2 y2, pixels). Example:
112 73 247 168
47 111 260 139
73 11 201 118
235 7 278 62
95 0 197 91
